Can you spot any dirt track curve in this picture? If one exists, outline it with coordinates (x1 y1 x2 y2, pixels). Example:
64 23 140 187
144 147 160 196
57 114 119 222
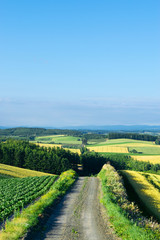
25 177 119 240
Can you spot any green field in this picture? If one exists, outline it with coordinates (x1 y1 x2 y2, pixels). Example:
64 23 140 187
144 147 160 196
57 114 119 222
35 135 156 148
87 138 160 156
89 138 155 147
34 135 82 146
0 164 57 222
0 175 57 222
129 146 160 155
0 169 77 240
0 174 13 180
33 135 160 163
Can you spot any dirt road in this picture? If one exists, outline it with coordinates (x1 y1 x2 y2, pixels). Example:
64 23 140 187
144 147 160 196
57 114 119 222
27 177 118 240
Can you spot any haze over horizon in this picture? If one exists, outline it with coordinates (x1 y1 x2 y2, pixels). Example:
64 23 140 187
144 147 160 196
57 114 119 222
0 1 160 127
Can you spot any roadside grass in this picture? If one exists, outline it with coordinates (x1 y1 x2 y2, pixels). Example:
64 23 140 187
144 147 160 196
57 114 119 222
0 169 77 240
98 164 160 240
0 163 53 178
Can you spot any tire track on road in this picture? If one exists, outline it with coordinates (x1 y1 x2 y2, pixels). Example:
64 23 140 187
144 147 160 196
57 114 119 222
27 177 119 240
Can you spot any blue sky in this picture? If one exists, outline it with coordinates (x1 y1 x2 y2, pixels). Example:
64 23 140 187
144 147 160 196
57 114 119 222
0 0 160 127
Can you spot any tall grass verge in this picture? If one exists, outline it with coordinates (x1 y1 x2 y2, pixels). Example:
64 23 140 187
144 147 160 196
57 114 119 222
98 164 160 240
0 169 77 240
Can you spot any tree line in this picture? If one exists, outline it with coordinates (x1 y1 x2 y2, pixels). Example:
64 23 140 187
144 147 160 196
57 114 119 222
0 127 158 143
81 152 160 175
0 139 80 174
102 153 160 173
0 128 82 140
1 139 160 176
108 132 157 141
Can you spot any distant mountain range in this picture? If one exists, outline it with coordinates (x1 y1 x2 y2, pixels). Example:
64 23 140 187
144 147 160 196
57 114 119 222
0 125 160 132
64 125 160 132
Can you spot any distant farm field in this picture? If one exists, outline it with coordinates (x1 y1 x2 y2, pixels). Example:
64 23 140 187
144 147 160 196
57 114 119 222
64 148 81 154
121 170 160 220
35 135 65 142
89 138 153 147
33 136 160 159
87 138 160 156
87 146 129 153
35 143 62 148
34 143 81 154
129 146 160 155
132 155 160 164
35 135 82 145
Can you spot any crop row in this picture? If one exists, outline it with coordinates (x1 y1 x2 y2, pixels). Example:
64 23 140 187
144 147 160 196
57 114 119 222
142 172 160 190
0 169 77 240
0 175 57 221
121 170 160 221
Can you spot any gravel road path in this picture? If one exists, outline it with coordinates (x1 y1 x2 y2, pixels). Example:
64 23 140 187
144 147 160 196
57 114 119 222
28 177 119 240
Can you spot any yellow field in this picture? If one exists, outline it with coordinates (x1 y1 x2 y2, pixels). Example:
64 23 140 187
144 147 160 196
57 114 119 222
132 155 160 164
0 163 53 178
34 143 81 154
143 173 160 189
113 143 158 147
64 148 81 154
122 170 160 220
87 146 129 153
35 143 62 148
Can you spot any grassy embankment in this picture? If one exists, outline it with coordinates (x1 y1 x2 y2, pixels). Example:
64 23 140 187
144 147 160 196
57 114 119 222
0 169 77 240
98 164 160 240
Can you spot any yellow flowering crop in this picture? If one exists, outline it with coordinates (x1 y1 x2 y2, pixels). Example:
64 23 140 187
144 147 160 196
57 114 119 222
122 170 160 220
